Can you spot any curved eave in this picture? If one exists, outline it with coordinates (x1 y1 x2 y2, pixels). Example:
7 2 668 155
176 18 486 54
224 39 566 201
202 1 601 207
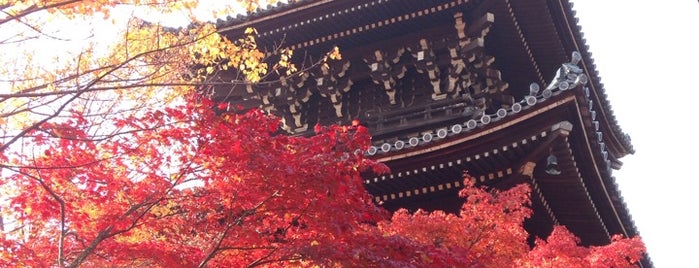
218 0 480 53
546 0 634 156
567 86 651 267
216 0 327 32
497 0 633 158
567 90 631 238
366 89 642 246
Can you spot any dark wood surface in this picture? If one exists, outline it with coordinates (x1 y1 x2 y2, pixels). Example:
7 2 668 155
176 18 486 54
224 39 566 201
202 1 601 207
211 0 646 265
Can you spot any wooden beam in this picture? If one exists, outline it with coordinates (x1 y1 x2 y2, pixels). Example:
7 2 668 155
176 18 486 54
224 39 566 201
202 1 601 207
466 12 495 38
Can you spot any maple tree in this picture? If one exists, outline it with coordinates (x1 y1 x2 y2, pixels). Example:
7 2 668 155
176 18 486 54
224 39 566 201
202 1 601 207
0 0 273 153
0 94 646 266
0 93 382 266
0 1 645 267
378 181 646 268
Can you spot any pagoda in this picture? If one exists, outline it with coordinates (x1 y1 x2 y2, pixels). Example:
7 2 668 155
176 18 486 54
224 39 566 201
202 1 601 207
211 0 650 266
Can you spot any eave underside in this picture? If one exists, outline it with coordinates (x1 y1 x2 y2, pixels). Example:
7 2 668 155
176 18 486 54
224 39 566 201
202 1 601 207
215 0 633 157
364 92 631 246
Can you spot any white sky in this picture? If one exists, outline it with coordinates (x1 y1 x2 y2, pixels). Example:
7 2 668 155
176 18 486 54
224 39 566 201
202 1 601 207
570 0 699 266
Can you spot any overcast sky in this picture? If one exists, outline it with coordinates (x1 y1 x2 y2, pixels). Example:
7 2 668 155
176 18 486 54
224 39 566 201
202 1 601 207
570 0 699 266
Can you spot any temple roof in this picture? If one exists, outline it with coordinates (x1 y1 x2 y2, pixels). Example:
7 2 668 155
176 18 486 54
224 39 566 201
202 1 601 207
216 0 633 158
214 1 647 266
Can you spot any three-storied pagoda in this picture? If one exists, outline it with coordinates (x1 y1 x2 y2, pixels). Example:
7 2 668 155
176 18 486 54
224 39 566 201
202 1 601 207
210 0 650 266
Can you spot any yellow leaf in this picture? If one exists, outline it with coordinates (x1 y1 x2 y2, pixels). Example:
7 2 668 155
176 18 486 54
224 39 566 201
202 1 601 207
329 46 342 60
244 27 257 35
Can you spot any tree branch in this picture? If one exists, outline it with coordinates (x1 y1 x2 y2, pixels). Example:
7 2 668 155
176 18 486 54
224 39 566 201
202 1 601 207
10 166 67 267
198 190 281 267
0 0 82 26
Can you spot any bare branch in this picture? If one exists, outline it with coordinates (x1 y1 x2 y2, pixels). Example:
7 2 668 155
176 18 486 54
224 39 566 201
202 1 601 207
0 0 82 26
9 165 67 266
198 190 281 268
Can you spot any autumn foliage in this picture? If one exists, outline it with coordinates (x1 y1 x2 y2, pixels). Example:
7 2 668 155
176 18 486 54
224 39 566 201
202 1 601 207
0 95 645 267
1 1 644 267
0 93 371 266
